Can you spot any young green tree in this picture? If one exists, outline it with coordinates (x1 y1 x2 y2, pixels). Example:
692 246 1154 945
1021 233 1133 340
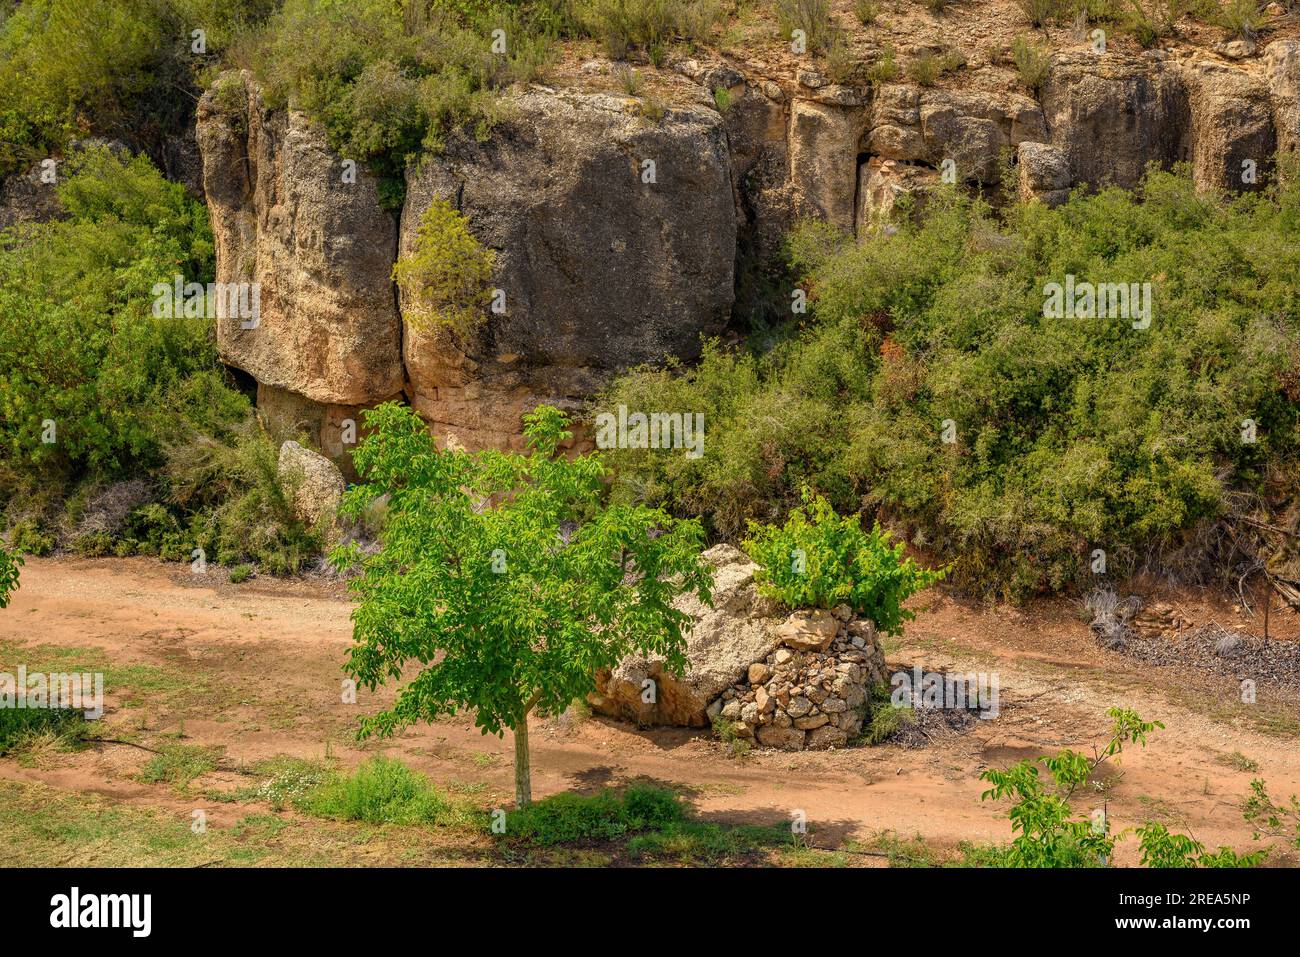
0 543 21 608
331 402 713 806
979 708 1262 867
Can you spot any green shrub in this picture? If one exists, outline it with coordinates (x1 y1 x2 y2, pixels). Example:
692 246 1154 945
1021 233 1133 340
907 50 963 87
854 0 880 23
0 706 87 755
138 743 222 792
391 198 496 338
574 0 723 60
742 490 945 632
866 43 900 85
0 147 218 482
228 563 253 583
251 0 565 205
1215 0 1265 39
296 755 467 827
505 785 685 844
163 417 323 575
1010 34 1050 91
1017 0 1066 25
774 0 835 54
0 543 20 607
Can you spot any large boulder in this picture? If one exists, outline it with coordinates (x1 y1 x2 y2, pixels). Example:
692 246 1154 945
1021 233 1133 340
277 440 346 531
590 545 783 727
400 89 736 450
196 71 404 408
1184 61 1274 193
1016 141 1072 207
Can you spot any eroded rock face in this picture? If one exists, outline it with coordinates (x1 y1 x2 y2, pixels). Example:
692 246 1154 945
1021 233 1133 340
0 162 61 232
589 545 784 727
789 98 869 228
196 71 404 408
400 90 736 449
1041 51 1189 190
864 85 1046 187
1264 40 1300 160
1184 61 1275 193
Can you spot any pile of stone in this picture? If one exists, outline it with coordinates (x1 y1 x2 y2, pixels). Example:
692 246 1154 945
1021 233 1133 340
708 607 888 752
589 545 889 750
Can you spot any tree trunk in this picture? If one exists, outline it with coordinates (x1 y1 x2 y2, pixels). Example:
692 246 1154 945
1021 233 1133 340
513 714 532 807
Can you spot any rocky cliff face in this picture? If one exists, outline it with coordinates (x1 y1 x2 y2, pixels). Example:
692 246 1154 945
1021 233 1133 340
399 89 735 449
194 40 1300 464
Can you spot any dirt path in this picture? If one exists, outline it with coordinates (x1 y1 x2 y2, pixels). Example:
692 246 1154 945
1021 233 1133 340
3 557 1299 864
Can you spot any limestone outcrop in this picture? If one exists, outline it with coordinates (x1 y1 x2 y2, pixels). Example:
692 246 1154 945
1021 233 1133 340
1040 51 1189 191
399 89 736 449
196 71 404 408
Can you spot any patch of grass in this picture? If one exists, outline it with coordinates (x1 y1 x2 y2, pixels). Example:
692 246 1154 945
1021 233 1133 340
502 784 795 864
207 756 332 810
0 640 215 711
627 819 792 864
1218 751 1260 773
295 755 478 828
1215 0 1265 39
614 64 643 96
506 784 685 845
865 43 900 85
857 685 914 744
906 50 963 87
774 0 836 54
0 779 493 867
859 830 945 866
138 743 223 792
228 563 253 584
854 0 880 24
0 707 88 757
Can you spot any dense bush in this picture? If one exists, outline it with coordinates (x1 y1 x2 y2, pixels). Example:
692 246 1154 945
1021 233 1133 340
0 146 217 480
505 784 685 844
0 146 322 573
600 168 1300 597
0 0 275 179
0 543 20 607
742 489 945 633
248 0 569 205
